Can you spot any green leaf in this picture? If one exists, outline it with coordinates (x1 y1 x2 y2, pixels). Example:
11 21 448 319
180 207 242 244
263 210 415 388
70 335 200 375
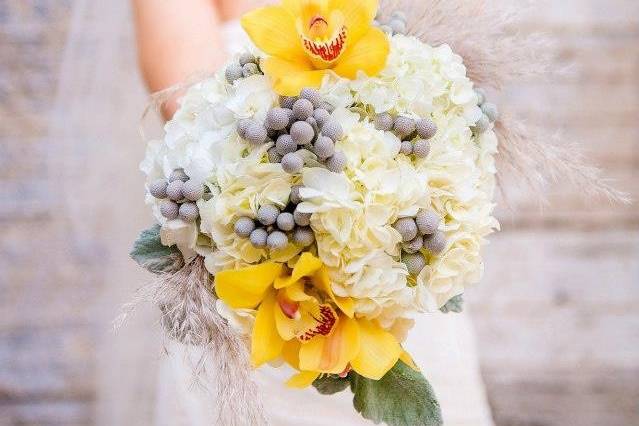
440 294 464 314
130 225 184 274
313 374 351 395
349 361 443 426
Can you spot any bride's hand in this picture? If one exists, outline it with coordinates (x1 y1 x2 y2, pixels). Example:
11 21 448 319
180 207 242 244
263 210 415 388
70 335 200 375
132 0 226 118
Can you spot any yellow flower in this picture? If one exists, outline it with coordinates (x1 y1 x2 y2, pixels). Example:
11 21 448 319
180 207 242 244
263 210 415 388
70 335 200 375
241 0 390 96
215 253 404 386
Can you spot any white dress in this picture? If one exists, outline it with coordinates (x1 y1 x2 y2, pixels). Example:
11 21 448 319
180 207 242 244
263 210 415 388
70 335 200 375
153 21 495 426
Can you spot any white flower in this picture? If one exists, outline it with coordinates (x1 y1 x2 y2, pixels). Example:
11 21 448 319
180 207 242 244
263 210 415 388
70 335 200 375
141 37 500 331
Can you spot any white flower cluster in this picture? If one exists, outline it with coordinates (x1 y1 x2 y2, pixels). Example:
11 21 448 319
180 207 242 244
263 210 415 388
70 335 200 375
140 35 499 335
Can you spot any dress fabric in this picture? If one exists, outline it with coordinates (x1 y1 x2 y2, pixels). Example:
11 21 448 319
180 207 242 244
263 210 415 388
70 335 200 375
154 20 495 426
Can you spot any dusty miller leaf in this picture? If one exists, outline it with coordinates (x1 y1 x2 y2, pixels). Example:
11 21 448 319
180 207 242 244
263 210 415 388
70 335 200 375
130 225 184 274
313 374 351 395
440 294 464 314
349 361 443 426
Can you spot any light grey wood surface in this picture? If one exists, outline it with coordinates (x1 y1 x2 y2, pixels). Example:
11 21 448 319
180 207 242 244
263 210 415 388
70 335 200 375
0 0 637 425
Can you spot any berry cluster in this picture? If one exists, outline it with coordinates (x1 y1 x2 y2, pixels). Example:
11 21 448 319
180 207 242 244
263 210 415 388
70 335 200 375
237 88 347 175
393 210 447 276
149 168 206 223
225 52 263 84
374 10 408 36
233 185 315 251
472 88 499 134
375 113 437 158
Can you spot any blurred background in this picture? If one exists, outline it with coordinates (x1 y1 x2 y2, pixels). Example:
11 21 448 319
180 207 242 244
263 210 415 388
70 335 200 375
0 0 637 425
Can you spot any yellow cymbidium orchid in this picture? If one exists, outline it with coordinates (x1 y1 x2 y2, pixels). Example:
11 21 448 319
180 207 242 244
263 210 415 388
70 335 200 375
215 252 403 387
240 0 390 96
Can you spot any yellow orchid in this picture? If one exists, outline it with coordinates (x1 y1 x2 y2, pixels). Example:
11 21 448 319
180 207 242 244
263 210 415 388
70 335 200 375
215 253 403 387
241 0 390 96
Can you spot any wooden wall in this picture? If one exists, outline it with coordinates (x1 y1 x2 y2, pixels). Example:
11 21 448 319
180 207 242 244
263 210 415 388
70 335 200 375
0 0 637 425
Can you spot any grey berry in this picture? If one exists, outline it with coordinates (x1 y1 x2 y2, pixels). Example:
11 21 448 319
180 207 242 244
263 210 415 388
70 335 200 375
400 141 413 155
300 88 322 108
294 209 312 227
306 116 320 133
257 205 280 226
276 134 297 156
416 210 440 235
394 116 416 138
314 136 335 160
149 179 168 199
267 147 282 163
393 217 418 242
403 252 427 276
481 102 499 122
166 180 184 201
234 217 256 238
290 121 315 145
326 151 347 173
160 199 180 220
423 231 447 254
250 228 268 248
413 139 431 158
293 227 315 247
169 168 189 182
239 52 256 66
237 119 253 138
375 113 394 131
276 212 295 231
179 202 199 223
321 120 344 141
292 98 314 121
416 118 437 139
267 231 289 250
403 235 424 254
281 152 304 174
389 19 406 34
313 109 331 127
280 96 297 109
266 108 291 131
242 63 260 77
290 185 303 204
225 63 243 83
182 180 205 201
244 122 268 145
474 114 490 133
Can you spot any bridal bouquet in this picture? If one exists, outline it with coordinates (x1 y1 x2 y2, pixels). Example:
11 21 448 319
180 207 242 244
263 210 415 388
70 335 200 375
129 1 625 425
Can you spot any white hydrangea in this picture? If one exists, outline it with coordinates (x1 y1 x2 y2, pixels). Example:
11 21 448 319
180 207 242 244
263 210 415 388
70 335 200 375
141 35 499 332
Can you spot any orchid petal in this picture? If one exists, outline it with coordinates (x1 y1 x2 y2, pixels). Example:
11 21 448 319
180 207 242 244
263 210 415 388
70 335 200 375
286 370 321 388
329 0 377 44
332 28 389 80
262 57 329 96
251 291 285 367
298 316 360 374
215 262 283 309
241 6 307 63
350 319 401 380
